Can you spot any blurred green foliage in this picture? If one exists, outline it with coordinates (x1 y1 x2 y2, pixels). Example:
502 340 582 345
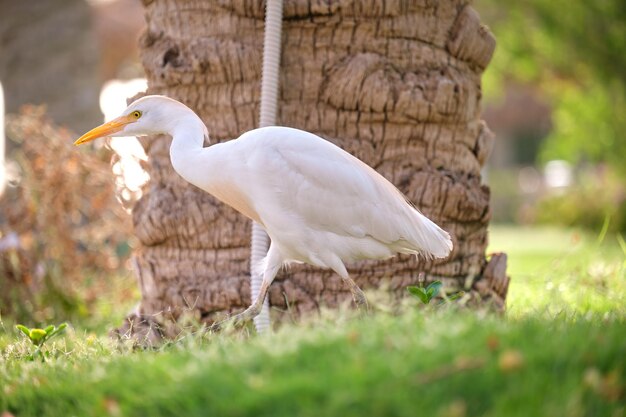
489 165 626 232
535 167 626 232
477 0 626 174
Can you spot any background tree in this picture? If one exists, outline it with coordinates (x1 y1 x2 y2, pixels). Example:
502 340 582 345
477 0 626 233
0 0 101 133
126 0 503 337
477 0 626 174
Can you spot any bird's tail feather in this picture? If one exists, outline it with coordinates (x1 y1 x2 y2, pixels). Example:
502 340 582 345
399 210 453 259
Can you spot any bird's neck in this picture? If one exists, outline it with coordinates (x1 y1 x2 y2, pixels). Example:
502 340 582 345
170 115 207 153
169 115 210 184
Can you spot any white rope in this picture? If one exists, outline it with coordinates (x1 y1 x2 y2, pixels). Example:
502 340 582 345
251 0 283 333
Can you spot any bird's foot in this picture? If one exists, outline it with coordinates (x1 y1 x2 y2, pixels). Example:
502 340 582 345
352 288 370 315
230 307 259 326
210 304 262 332
357 300 370 316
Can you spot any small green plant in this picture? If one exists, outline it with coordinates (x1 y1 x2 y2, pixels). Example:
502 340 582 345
407 281 464 305
407 281 443 304
16 323 68 360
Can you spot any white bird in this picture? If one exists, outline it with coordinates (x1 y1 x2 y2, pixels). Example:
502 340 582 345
75 95 453 326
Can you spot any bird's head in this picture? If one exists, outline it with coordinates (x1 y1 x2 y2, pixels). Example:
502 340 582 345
74 95 207 145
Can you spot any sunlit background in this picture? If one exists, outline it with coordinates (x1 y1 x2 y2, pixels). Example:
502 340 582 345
477 0 626 233
0 0 624 325
1 0 623 229
0 0 149 204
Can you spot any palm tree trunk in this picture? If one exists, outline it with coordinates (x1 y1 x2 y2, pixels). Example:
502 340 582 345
125 0 507 338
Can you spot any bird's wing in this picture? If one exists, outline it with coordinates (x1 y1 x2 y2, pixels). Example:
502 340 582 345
241 128 449 257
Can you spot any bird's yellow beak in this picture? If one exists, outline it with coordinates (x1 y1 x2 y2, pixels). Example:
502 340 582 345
74 114 136 145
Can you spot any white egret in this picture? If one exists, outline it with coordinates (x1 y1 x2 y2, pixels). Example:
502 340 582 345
75 95 453 326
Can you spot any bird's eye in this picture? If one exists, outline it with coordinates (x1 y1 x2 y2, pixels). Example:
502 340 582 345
131 111 142 119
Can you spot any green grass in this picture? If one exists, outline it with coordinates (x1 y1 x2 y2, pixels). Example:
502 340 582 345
488 225 625 316
0 226 624 417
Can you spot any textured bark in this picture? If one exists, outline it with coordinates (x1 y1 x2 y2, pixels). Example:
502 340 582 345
127 0 507 335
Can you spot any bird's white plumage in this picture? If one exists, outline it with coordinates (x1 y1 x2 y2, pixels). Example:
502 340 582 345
81 95 453 324
219 127 452 267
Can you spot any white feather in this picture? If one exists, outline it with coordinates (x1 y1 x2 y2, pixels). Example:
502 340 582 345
196 126 453 267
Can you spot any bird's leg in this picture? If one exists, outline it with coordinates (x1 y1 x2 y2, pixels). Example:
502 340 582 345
212 245 282 331
210 279 271 332
342 275 369 311
230 279 271 326
329 259 369 312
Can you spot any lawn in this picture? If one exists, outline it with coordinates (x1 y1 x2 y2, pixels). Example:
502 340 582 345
489 225 625 316
0 226 624 416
